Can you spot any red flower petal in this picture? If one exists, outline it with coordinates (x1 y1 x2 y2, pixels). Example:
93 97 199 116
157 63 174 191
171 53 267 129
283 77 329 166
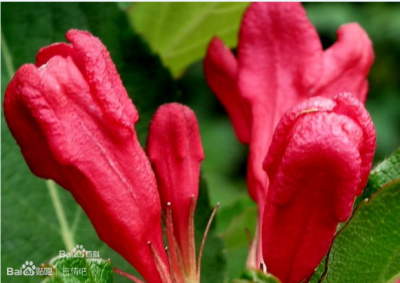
36 42 79 68
238 2 324 208
4 30 166 283
4 65 67 186
313 23 374 102
147 103 204 277
262 93 376 283
204 38 251 144
237 2 322 117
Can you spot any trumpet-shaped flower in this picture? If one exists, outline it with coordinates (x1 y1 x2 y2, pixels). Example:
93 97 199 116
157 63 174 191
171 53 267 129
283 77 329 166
204 2 374 209
262 93 376 283
204 2 374 267
4 30 207 283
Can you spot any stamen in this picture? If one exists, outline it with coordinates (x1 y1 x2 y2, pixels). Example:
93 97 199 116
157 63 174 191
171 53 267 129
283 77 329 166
246 225 258 269
246 217 263 269
165 247 184 283
148 241 172 283
172 234 185 279
113 267 146 283
187 195 197 277
165 204 185 283
196 202 220 278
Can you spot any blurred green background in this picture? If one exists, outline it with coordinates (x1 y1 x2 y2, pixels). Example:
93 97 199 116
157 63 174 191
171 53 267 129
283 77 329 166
1 2 400 283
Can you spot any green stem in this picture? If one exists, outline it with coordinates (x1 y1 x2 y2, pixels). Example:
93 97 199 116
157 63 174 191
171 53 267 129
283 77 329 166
1 28 16 78
47 180 76 251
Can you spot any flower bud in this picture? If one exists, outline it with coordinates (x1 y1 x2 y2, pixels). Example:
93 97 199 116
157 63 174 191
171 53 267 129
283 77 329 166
147 103 204 280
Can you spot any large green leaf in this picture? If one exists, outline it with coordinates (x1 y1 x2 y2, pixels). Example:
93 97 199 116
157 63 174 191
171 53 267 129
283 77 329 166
322 180 400 283
356 147 400 207
310 148 400 282
1 2 175 282
308 256 327 283
129 2 249 76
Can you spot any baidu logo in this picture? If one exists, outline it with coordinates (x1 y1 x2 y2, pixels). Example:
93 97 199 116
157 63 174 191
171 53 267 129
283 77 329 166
7 260 52 276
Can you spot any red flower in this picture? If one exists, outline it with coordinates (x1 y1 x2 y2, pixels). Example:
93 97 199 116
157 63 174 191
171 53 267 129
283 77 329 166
4 30 206 283
204 2 374 267
204 2 374 209
148 103 204 282
262 93 376 283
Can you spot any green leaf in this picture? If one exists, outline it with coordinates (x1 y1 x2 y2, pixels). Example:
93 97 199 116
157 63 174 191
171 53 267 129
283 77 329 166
356 147 400 206
195 175 227 282
308 256 327 283
322 180 400 283
219 203 257 280
308 149 400 282
369 147 400 188
130 2 249 76
221 206 257 250
42 256 113 283
1 3 175 282
233 269 281 283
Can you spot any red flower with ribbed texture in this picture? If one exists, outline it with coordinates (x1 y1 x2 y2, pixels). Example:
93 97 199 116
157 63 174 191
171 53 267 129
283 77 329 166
4 30 208 283
204 2 374 210
262 93 376 283
204 2 374 267
148 103 204 282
